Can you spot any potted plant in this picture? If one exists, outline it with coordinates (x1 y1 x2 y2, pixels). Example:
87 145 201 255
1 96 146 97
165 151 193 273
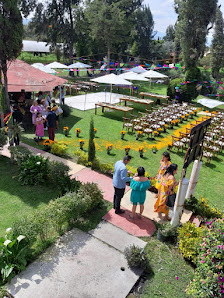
106 144 113 154
152 146 158 154
63 126 69 137
94 128 97 136
43 139 54 151
167 143 172 151
163 124 168 132
153 131 159 138
157 222 178 242
120 130 126 140
124 145 131 155
136 130 143 140
138 146 144 158
157 127 163 135
75 128 81 137
79 140 85 150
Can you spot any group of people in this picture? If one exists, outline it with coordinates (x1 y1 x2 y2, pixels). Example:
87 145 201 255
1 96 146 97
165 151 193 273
30 97 61 141
113 152 178 221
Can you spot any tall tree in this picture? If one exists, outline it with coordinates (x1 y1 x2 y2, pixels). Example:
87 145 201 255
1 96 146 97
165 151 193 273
164 25 175 42
174 0 218 69
131 5 154 59
211 6 224 80
18 0 36 18
88 116 95 162
31 0 80 63
0 0 23 110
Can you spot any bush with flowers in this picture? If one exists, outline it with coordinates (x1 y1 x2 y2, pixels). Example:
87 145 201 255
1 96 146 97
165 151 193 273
186 218 224 297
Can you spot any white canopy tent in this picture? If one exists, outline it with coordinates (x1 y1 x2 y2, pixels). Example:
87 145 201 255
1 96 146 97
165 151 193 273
197 98 224 109
118 71 149 81
91 73 132 103
31 63 56 74
68 62 92 69
47 62 69 69
130 66 147 73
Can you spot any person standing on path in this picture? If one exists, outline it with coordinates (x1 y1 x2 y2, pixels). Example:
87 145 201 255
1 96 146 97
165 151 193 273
46 106 57 141
113 155 132 214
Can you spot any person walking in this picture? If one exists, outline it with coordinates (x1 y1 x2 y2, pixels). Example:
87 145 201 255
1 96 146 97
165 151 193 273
112 155 132 214
46 106 57 141
129 167 150 219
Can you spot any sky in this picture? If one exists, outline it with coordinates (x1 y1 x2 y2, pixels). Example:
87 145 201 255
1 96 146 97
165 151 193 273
144 0 224 43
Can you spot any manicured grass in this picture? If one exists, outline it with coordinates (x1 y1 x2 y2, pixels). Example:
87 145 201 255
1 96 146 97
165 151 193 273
0 155 59 235
21 98 224 209
141 238 194 297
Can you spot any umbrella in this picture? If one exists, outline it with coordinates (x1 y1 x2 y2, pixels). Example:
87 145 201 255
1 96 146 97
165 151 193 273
130 66 147 73
140 69 168 79
197 98 224 109
118 71 149 81
91 73 132 102
68 62 92 69
47 62 69 69
32 63 56 74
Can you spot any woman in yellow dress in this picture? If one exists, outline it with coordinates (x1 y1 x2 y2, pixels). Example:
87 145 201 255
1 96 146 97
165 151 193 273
154 164 178 220
155 152 172 190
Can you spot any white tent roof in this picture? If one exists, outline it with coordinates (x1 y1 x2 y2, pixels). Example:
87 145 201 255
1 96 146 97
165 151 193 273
31 63 56 74
47 62 69 69
22 40 50 53
197 98 224 108
130 66 147 73
68 62 92 69
118 71 149 81
91 73 132 85
140 70 168 79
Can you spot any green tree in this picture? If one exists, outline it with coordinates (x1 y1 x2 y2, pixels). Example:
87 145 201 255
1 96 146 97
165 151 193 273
211 6 224 80
131 6 154 59
18 0 36 18
31 0 80 63
0 0 23 110
164 25 175 42
88 116 95 162
174 0 218 69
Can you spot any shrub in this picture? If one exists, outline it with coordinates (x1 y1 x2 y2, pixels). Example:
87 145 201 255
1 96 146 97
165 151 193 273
186 218 224 297
75 150 92 167
77 182 104 214
124 245 150 271
50 142 68 157
184 67 201 101
158 222 178 240
0 228 28 284
18 154 49 185
8 145 31 164
0 128 8 148
178 222 204 263
61 104 72 117
88 116 95 162
184 196 223 219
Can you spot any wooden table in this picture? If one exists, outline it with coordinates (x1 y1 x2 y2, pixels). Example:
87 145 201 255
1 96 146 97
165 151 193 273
139 92 169 103
120 96 153 109
95 102 133 117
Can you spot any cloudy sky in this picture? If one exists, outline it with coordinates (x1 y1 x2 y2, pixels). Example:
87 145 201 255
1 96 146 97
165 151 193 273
144 0 224 42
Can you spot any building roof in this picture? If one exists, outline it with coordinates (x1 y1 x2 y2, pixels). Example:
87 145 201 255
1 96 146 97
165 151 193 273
6 60 67 92
22 40 50 53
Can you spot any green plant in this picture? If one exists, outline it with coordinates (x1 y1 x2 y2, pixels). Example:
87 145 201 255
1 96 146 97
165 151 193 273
88 116 95 162
124 245 150 271
18 154 49 185
0 228 28 284
77 182 104 214
0 128 8 148
186 218 224 297
178 222 203 263
50 142 68 157
158 222 178 239
8 145 31 164
61 104 72 117
74 150 92 167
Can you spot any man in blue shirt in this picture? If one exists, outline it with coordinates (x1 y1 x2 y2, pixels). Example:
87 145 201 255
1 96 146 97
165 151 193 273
113 155 132 214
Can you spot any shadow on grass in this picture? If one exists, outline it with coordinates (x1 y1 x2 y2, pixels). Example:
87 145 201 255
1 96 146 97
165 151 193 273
204 162 217 169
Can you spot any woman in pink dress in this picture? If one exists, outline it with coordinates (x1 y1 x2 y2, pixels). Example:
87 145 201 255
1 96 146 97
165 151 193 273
30 100 42 125
35 112 45 141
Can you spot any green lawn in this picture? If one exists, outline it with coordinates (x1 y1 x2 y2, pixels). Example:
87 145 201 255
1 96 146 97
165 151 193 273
21 92 224 209
0 155 59 235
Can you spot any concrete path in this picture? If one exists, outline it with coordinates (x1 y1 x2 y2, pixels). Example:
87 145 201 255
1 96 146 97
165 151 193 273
8 225 146 298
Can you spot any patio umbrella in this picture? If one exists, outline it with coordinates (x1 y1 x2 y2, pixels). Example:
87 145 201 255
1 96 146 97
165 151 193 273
130 66 147 73
32 63 56 74
118 71 149 81
140 69 168 87
68 62 92 69
47 62 69 69
91 73 132 102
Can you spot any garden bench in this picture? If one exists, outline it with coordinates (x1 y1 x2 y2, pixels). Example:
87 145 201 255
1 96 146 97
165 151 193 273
95 102 133 117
